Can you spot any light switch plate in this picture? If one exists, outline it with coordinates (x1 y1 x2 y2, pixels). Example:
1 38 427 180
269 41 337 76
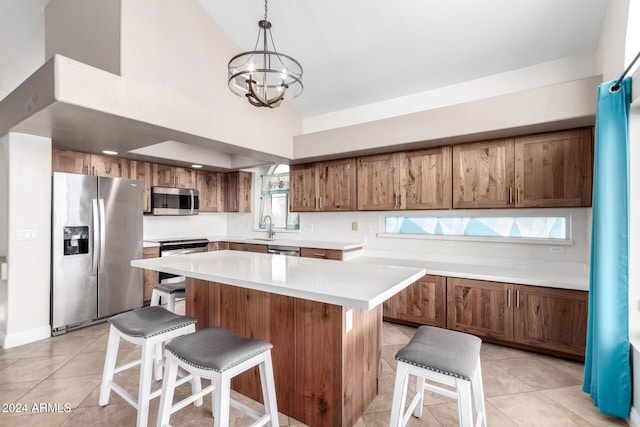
345 309 353 333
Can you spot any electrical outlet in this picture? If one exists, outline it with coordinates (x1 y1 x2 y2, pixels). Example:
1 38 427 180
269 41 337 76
308 223 314 231
442 241 453 247
16 229 38 241
367 225 373 233
345 309 353 333
351 222 359 231
550 246 564 254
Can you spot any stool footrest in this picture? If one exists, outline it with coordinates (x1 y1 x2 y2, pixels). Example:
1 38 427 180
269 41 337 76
170 384 215 414
114 359 141 374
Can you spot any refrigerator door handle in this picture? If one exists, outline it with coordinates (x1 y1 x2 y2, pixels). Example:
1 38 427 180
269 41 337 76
190 189 194 215
99 199 106 270
92 199 100 274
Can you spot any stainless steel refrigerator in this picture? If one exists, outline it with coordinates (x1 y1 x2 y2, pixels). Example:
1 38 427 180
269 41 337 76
51 172 143 335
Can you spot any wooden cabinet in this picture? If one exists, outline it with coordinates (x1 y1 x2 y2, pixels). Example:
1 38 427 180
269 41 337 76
384 275 447 327
514 128 593 208
224 171 252 212
290 158 357 212
357 147 451 210
452 128 593 209
152 163 196 189
52 148 90 174
142 246 160 304
446 277 514 341
130 160 153 212
227 242 268 253
446 277 587 359
52 149 129 178
300 247 344 260
197 170 224 212
452 138 515 209
513 285 587 358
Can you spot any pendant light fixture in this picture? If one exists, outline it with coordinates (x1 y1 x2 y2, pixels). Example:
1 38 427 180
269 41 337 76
227 0 303 108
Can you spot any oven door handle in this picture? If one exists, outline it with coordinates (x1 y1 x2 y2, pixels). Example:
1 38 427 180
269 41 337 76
161 247 207 256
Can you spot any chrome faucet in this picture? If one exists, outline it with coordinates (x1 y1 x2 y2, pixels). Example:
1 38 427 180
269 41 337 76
263 215 275 240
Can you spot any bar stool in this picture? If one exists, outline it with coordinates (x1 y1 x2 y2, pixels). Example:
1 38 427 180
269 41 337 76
150 281 186 313
99 306 200 427
389 326 486 427
157 326 279 427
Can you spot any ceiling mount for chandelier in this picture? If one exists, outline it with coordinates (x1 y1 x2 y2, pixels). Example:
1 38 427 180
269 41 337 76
227 0 303 108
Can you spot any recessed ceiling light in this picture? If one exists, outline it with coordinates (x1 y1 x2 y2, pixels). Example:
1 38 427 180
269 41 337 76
102 150 118 155
191 164 203 169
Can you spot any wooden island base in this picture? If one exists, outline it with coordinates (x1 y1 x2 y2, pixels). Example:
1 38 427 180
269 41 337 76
186 278 383 427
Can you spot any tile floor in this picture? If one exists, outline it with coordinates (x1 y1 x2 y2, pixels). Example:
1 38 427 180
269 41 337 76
0 301 628 426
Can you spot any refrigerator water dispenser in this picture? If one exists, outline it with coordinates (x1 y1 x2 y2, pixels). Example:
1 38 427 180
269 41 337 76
63 226 89 255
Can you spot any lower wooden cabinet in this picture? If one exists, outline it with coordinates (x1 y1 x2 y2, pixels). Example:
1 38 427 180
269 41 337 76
227 242 268 253
383 275 446 327
142 246 160 304
300 247 344 260
445 277 587 360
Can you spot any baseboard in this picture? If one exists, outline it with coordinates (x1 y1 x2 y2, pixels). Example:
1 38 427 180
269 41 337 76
0 325 50 349
629 406 640 427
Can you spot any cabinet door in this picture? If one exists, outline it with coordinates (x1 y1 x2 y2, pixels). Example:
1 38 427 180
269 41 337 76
446 277 514 341
515 128 593 208
142 246 160 304
513 285 587 358
227 242 267 253
52 148 90 174
357 153 399 211
402 147 452 210
290 164 318 212
90 154 130 178
319 158 357 211
152 164 175 187
197 171 224 212
384 275 446 327
130 160 152 213
452 139 515 208
174 167 197 189
225 172 252 212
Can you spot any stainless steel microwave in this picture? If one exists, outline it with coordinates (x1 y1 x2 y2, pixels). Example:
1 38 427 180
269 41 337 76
150 187 199 215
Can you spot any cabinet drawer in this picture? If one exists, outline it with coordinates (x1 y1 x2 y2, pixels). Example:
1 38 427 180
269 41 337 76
301 248 343 260
143 246 160 258
228 242 268 253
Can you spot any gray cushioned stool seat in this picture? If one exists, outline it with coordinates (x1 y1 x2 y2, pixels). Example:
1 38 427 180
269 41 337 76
153 281 186 293
396 325 481 380
166 327 273 373
109 306 196 338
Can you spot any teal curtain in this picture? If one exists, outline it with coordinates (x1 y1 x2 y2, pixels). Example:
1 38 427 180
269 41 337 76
583 77 632 418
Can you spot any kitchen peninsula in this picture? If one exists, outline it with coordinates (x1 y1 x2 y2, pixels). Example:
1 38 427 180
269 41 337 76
131 250 425 426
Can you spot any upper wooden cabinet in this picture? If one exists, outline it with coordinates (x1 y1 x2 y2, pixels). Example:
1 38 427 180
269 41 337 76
52 149 129 178
514 128 593 208
290 158 357 212
130 160 153 213
152 164 196 189
453 128 593 209
225 171 252 212
358 147 452 210
452 139 515 209
197 170 224 213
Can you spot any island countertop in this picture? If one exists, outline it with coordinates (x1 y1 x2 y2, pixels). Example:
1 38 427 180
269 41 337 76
131 250 425 310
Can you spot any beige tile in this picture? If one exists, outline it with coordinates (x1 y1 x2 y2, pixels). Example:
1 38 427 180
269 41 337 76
480 359 536 397
536 354 586 381
0 340 47 361
18 374 102 411
489 391 595 426
27 334 101 358
49 352 108 379
61 402 138 427
0 411 71 426
480 342 533 361
0 354 73 384
541 385 628 426
362 408 442 427
429 400 516 427
491 354 582 390
382 323 412 346
0 380 40 404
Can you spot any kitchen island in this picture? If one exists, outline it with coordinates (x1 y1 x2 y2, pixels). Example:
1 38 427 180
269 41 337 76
131 250 425 426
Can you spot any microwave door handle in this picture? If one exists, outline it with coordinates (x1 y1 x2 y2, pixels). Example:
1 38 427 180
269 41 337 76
190 189 194 215
92 199 99 274
99 199 106 270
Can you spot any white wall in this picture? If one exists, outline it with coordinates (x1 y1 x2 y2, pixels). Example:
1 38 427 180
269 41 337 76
143 213 227 240
0 135 7 257
1 133 52 349
596 0 631 82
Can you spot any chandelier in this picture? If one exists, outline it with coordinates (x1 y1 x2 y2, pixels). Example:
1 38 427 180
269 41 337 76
227 0 303 108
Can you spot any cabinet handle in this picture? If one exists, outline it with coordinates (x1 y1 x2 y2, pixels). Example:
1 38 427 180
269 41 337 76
508 187 512 204
397 194 401 208
313 253 326 258
315 197 318 209
507 289 512 307
234 199 238 210
319 197 322 209
516 290 520 308
92 166 96 176
516 187 521 204
394 193 397 208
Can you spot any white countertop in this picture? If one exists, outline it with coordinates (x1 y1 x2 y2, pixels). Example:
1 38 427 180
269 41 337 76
346 250 589 291
131 250 425 310
143 235 364 251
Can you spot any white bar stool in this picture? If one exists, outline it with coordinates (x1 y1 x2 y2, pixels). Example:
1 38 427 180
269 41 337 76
99 306 200 427
389 326 486 427
157 326 279 427
150 280 186 313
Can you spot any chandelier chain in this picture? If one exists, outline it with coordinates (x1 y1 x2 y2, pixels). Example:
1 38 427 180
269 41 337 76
264 0 268 21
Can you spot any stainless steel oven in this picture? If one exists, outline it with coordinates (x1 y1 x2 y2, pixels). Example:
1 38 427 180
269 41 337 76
158 239 209 283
